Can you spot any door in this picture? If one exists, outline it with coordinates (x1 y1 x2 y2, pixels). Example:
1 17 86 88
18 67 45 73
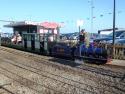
31 34 35 50
24 34 27 49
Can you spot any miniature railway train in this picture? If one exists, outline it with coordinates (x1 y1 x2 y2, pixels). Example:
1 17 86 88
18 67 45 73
22 33 110 64
1 21 111 64
1 34 110 64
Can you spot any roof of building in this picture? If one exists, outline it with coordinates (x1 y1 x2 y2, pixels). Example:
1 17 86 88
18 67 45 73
4 21 37 27
4 21 61 29
40 22 59 29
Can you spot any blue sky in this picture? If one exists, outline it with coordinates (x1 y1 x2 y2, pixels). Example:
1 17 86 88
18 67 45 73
0 0 125 33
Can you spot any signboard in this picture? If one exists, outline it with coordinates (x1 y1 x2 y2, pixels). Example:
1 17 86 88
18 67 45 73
77 20 84 27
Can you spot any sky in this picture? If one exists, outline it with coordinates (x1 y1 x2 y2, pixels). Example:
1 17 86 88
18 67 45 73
0 0 125 33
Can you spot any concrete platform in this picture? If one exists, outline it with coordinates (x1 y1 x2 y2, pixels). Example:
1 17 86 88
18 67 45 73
108 59 125 67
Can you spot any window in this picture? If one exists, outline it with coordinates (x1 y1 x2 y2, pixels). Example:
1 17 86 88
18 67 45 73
35 34 39 41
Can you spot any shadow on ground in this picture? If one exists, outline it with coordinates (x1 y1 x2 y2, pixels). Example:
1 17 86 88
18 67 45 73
49 57 81 67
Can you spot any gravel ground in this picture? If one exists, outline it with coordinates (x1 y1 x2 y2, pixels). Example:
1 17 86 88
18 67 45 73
0 46 125 94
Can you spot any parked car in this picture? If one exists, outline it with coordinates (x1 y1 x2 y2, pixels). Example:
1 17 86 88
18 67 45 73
94 30 125 43
107 38 125 44
117 39 125 44
70 35 79 40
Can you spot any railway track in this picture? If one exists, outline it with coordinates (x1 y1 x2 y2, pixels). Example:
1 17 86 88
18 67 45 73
0 47 124 79
0 56 105 93
0 50 91 93
0 66 66 94
0 56 98 94
0 47 125 81
0 87 14 94
0 56 120 94
0 83 14 94
0 46 125 94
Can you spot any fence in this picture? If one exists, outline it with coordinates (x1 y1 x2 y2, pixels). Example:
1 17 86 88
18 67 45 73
104 44 125 60
60 40 125 60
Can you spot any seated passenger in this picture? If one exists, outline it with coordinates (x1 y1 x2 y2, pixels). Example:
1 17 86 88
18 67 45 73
86 43 95 56
81 44 87 56
11 35 17 44
17 34 22 44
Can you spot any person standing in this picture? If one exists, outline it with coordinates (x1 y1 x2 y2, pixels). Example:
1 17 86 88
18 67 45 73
85 31 90 47
79 29 90 47
11 35 17 44
79 29 85 44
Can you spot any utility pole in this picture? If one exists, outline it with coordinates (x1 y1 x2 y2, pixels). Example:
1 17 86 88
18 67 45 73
0 28 1 46
112 0 116 58
112 0 116 45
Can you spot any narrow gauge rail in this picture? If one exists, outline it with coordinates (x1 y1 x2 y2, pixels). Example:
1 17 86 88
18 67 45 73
0 47 125 83
0 52 110 94
0 56 120 94
0 47 125 94
0 88 14 94
0 47 124 78
0 57 96 93
0 67 66 94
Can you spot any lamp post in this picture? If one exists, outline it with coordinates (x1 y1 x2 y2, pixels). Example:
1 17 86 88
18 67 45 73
77 20 84 57
77 19 84 40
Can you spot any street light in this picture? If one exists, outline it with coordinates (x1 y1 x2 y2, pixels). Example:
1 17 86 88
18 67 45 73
77 19 84 35
77 19 84 57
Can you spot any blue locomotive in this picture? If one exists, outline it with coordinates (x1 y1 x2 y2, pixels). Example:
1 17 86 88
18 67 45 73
51 42 110 64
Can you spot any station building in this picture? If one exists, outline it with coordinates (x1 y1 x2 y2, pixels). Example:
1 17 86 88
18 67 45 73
5 21 60 38
4 21 61 51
